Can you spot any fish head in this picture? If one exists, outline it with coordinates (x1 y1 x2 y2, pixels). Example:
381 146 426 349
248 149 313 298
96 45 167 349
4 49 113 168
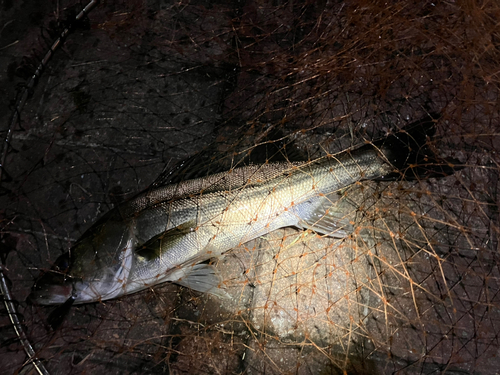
30 245 134 305
28 249 118 305
30 215 137 305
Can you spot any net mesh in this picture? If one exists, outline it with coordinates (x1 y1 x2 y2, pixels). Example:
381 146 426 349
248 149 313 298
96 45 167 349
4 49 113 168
1 0 499 374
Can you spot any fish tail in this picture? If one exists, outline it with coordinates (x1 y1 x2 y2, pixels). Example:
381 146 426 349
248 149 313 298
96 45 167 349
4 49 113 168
373 114 460 180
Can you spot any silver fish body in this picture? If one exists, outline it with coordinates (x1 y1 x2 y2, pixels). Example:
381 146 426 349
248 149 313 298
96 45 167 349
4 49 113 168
30 118 451 305
123 149 389 298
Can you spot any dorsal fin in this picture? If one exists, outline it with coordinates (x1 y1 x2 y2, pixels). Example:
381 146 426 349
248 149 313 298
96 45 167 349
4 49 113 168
241 128 307 165
152 127 306 188
371 113 463 180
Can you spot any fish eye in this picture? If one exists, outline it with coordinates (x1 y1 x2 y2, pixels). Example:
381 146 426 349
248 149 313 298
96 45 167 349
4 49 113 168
53 253 71 273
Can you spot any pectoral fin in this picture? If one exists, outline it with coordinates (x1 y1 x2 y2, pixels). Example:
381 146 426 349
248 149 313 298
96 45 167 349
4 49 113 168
135 220 197 261
137 222 230 299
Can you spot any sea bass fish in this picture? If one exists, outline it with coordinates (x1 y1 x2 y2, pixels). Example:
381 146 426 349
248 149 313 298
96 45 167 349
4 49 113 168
30 116 455 305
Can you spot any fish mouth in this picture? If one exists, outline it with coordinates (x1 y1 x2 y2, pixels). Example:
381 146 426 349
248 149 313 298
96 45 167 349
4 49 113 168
29 252 75 305
29 272 74 305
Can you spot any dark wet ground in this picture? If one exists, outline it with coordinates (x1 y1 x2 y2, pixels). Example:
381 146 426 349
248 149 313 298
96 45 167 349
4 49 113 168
1 1 500 374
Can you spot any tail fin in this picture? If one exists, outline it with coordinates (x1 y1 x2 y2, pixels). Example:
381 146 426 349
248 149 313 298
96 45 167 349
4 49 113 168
373 114 461 181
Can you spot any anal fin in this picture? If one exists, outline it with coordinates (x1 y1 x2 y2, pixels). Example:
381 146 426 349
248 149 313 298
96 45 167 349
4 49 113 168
295 193 354 238
173 263 230 299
